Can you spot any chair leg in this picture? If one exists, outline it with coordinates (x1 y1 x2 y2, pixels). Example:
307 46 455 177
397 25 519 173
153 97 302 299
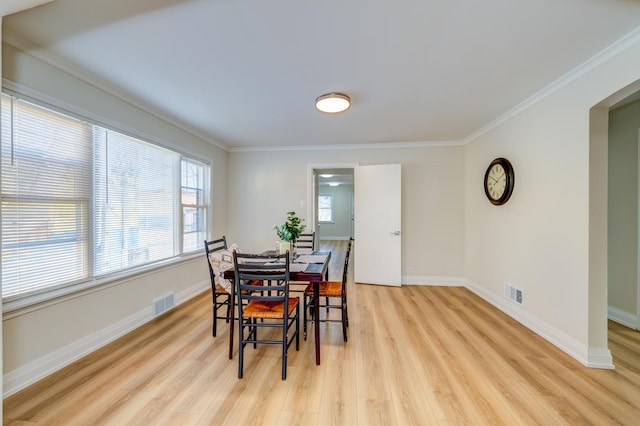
252 318 258 349
282 318 288 380
238 319 245 379
212 304 217 337
303 294 309 340
344 295 349 327
341 303 348 342
306 297 316 340
295 305 300 351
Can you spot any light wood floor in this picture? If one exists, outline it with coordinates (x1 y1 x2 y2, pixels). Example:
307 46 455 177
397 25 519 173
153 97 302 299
4 240 640 425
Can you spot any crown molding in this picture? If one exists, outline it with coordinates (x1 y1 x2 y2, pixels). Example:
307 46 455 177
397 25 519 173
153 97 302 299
6 22 640 153
228 139 465 153
0 0 53 17
2 29 229 152
2 79 213 165
464 25 640 145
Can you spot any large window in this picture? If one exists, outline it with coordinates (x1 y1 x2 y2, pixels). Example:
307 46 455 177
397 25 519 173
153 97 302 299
1 93 209 299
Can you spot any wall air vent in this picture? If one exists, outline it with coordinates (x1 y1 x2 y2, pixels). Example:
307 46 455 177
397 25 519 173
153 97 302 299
153 292 176 316
504 282 523 304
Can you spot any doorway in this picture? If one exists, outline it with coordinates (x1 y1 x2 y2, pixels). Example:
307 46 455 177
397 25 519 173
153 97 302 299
607 93 640 331
309 166 355 244
590 79 640 368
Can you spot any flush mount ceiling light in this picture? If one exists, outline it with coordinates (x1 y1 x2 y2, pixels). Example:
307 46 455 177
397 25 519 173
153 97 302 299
315 92 351 113
328 182 340 187
319 174 334 178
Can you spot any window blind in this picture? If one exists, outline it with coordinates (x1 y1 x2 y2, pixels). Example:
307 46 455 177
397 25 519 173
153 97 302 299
1 95 92 298
1 92 210 300
93 128 179 276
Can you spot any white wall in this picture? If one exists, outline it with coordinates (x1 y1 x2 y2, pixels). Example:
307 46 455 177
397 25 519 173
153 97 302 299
464 31 640 368
1 39 228 395
228 146 465 282
608 99 640 327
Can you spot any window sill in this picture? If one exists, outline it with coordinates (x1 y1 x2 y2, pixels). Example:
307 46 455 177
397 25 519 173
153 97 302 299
2 252 203 320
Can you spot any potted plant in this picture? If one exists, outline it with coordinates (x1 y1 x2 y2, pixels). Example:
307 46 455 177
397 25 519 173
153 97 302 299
274 211 306 255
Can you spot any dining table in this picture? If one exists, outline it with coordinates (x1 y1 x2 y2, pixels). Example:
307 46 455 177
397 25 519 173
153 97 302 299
223 250 331 365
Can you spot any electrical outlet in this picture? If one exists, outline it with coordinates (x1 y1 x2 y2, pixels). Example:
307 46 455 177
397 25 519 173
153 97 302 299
406 267 414 273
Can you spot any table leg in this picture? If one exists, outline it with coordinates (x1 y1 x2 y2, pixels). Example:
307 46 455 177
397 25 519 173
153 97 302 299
228 285 235 360
314 280 320 365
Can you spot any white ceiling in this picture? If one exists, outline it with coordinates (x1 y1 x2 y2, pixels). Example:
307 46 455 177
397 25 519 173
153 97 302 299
4 0 640 151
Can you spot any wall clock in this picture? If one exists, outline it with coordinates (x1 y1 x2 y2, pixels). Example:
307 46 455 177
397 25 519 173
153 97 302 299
484 157 515 206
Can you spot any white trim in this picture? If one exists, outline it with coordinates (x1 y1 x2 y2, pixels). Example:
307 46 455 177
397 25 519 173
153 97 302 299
465 280 614 370
307 163 359 237
230 140 465 153
608 305 639 330
3 254 203 320
0 0 53 17
637 128 640 330
464 26 640 145
3 273 619 397
2 281 209 397
2 30 229 152
4 25 640 154
587 347 616 370
402 276 466 286
2 80 213 165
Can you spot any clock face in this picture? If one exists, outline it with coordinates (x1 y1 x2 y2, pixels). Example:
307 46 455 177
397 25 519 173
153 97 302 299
484 158 514 205
486 163 507 200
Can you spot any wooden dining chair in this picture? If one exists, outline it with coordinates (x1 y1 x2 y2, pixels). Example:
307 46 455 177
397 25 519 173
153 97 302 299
289 231 316 295
295 232 315 252
233 251 299 380
303 238 353 342
204 237 232 337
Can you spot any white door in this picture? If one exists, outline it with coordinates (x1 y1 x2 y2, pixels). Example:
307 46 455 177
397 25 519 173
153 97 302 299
354 164 401 286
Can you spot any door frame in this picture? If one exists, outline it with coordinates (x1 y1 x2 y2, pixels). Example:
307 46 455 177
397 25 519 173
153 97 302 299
307 163 359 243
637 129 640 330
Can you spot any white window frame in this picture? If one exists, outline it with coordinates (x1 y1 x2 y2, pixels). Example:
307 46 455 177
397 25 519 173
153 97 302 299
318 193 334 223
181 157 208 254
1 90 211 306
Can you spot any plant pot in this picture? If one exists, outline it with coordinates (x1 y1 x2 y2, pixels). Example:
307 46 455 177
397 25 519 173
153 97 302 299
279 240 292 256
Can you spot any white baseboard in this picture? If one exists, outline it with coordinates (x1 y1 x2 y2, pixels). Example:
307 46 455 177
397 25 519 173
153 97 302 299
465 280 614 370
4 275 617 397
385 275 613 369
587 347 616 369
3 281 209 397
402 275 466 286
608 305 639 330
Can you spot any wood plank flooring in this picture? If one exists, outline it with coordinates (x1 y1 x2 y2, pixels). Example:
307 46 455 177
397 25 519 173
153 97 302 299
4 240 640 425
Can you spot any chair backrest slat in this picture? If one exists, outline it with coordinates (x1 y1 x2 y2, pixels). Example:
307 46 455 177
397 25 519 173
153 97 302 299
296 232 315 250
234 252 291 303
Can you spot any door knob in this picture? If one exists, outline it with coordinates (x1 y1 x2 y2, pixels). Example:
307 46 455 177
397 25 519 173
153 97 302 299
390 231 401 236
